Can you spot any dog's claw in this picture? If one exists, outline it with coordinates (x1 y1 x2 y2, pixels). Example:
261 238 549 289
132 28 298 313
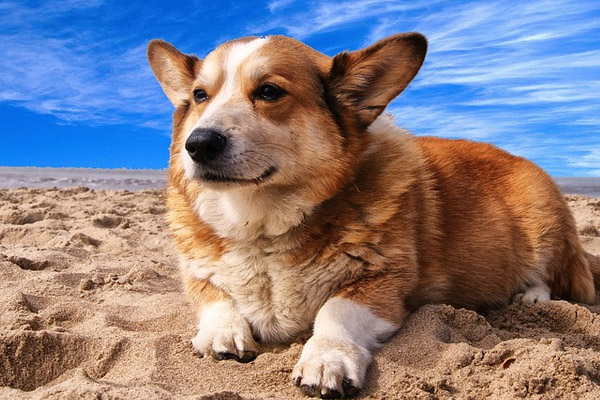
321 389 342 399
239 350 257 363
215 352 238 361
294 377 358 398
215 350 257 363
300 384 319 397
342 378 359 397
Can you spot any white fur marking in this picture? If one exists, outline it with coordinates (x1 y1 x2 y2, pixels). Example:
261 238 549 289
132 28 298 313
292 298 397 394
194 188 312 240
194 37 268 131
182 147 200 180
313 297 397 350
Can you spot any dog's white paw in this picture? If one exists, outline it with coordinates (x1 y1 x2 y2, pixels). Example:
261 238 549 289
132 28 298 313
191 301 258 362
292 335 370 398
513 282 551 305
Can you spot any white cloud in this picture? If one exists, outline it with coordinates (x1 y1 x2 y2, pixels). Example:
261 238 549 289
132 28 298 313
575 118 600 126
388 104 521 140
250 0 444 40
0 1 172 129
268 0 296 13
462 81 600 106
0 34 170 127
566 149 600 170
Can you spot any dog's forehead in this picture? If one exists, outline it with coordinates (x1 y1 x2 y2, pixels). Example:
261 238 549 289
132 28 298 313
199 36 329 83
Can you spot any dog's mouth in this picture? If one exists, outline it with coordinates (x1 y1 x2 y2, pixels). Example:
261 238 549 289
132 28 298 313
201 166 277 185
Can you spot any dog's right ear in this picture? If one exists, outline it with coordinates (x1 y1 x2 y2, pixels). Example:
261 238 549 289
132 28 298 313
147 40 201 107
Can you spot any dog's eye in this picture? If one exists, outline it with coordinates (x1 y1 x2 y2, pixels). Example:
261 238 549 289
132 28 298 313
193 88 209 103
255 83 285 101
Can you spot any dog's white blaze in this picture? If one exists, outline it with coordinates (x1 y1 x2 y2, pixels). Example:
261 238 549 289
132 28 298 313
224 37 269 82
194 37 269 130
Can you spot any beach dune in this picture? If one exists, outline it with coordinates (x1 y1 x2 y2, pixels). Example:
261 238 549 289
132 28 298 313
1 187 600 399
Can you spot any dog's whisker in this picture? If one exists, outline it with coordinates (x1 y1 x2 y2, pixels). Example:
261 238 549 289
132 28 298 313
251 141 298 155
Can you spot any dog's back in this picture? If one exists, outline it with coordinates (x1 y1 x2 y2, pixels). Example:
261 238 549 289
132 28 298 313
410 136 595 308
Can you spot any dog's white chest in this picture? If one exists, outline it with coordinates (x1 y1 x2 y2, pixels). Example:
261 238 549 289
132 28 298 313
189 246 331 342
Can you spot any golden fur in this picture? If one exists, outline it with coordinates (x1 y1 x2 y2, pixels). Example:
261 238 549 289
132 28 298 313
147 32 599 398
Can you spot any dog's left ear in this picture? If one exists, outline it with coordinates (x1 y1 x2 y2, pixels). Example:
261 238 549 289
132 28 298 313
328 32 427 128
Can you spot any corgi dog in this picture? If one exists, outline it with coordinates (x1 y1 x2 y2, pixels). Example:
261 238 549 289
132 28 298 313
147 32 599 398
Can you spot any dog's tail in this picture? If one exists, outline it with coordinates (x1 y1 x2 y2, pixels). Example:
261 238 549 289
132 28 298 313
586 252 600 290
558 243 595 304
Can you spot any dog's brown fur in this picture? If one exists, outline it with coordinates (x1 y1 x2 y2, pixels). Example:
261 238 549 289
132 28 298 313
148 32 599 397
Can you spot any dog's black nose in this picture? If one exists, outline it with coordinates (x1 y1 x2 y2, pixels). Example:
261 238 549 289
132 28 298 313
185 129 227 164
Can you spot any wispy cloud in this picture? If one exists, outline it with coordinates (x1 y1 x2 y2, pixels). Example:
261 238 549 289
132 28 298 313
268 0 297 13
252 0 444 40
388 104 522 140
0 1 172 129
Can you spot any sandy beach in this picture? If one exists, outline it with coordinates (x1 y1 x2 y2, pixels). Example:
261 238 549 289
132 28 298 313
1 184 600 399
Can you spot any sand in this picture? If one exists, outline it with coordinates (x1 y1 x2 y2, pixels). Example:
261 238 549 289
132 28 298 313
1 187 600 399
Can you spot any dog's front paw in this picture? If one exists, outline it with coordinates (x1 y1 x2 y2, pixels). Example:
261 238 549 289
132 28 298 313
292 335 371 398
191 301 258 362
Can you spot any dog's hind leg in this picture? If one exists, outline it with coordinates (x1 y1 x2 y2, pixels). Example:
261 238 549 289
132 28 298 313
513 281 551 304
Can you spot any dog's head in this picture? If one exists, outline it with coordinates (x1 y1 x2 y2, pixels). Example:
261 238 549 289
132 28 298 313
147 33 426 201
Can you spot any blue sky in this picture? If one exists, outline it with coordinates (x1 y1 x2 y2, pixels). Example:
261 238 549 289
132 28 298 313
1 0 599 176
